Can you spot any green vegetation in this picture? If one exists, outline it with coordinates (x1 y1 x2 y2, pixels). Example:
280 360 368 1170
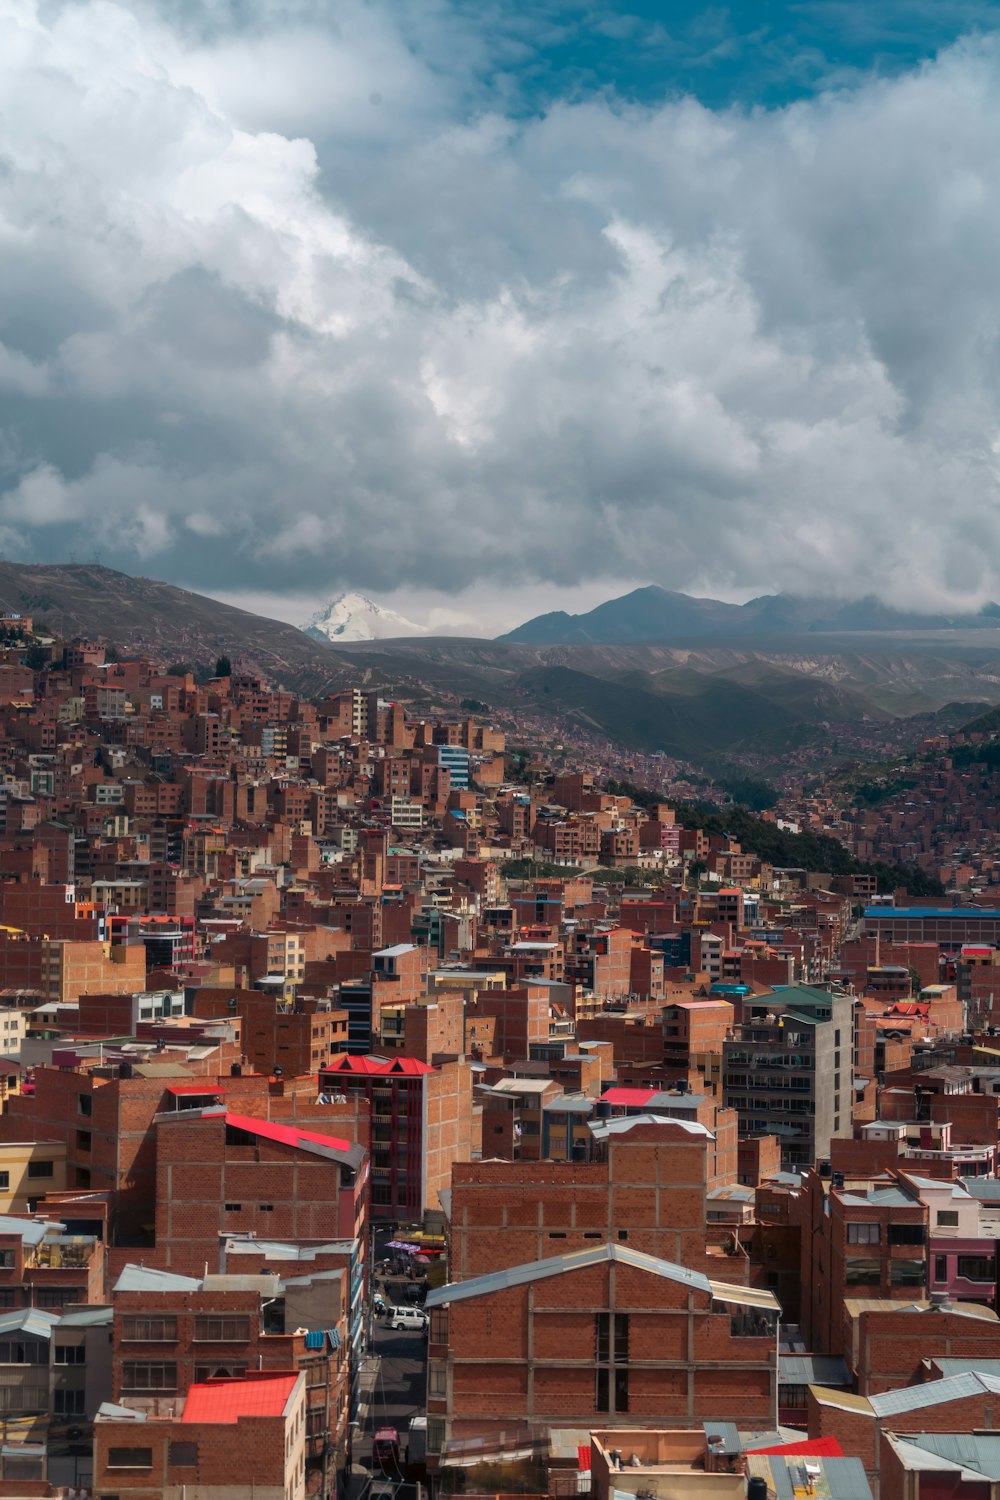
502 858 571 880
950 743 1000 771
215 654 232 678
715 775 779 811
850 775 917 806
460 697 486 713
600 775 942 896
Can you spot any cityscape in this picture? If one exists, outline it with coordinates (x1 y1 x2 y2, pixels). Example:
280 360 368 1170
5 0 1000 1497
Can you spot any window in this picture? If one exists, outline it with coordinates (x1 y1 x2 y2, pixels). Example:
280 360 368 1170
36 1288 81 1308
428 1363 447 1397
957 1256 994 1283
121 1316 177 1342
888 1224 925 1247
78 1094 92 1117
935 1255 948 1281
107 1449 153 1470
223 1203 242 1213
937 1210 959 1227
614 1369 629 1412
780 1384 808 1410
76 1130 91 1152
194 1363 247 1383
193 1315 251 1342
0 1337 47 1364
54 1345 86 1364
0 1173 8 1191
0 1292 14 1308
27 1161 53 1179
259 1204 273 1213
169 1443 198 1467
54 1388 86 1415
121 1361 177 1391
889 1259 925 1287
595 1366 609 1413
0 1250 15 1269
845 1257 881 1285
847 1222 880 1244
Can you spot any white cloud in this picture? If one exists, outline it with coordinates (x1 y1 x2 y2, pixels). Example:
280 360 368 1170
1 0 1000 614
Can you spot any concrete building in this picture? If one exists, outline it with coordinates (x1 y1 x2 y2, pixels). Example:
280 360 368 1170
723 985 855 1169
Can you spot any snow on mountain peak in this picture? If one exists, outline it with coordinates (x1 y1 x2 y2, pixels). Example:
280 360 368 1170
302 592 428 643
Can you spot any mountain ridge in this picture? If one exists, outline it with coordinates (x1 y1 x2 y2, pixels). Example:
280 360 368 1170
303 592 427 644
498 585 1000 644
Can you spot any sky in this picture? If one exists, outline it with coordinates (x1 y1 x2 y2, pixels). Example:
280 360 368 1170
3 1 1000 636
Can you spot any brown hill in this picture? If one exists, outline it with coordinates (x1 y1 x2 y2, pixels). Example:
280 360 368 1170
0 562 352 695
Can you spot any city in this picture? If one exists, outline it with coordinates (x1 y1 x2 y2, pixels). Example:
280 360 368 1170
0 622 988 1498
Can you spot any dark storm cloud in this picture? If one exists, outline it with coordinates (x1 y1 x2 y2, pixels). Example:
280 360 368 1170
2 2 1000 607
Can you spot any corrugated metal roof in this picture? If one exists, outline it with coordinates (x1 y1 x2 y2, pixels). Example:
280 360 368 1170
708 1281 781 1312
780 1355 850 1387
933 1358 1000 1377
823 1457 875 1500
588 1113 714 1142
182 1373 299 1424
913 1435 1000 1479
702 1421 741 1456
870 1370 1000 1417
115 1263 202 1293
0 1216 51 1247
58 1306 113 1328
426 1243 715 1309
0 1308 58 1340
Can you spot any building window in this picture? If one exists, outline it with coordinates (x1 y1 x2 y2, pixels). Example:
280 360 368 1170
169 1443 198 1467
888 1225 925 1247
845 1258 881 1285
76 1130 91 1152
223 1203 242 1213
107 1449 153 1470
193 1315 251 1342
957 1256 994 1283
846 1222 880 1244
428 1363 447 1397
78 1095 92 1117
121 1361 177 1391
194 1363 247 1382
27 1161 53 1179
614 1369 629 1413
259 1204 274 1213
595 1366 609 1413
54 1345 86 1364
0 1173 8 1192
36 1288 81 1308
935 1255 948 1281
0 1250 15 1269
936 1210 960 1227
120 1316 177 1342
889 1259 925 1287
54 1388 86 1415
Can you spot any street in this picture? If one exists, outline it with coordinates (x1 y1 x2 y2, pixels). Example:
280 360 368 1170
346 1271 427 1500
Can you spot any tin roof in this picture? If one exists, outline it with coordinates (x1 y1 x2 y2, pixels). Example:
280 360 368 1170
427 1242 780 1311
182 1372 300 1424
870 1371 1000 1417
115 1264 202 1293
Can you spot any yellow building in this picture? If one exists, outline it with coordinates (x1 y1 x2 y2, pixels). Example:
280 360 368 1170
0 1141 67 1213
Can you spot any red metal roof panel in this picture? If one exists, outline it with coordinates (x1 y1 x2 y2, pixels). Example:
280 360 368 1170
182 1373 298 1424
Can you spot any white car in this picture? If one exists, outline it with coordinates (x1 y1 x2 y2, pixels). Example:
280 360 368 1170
390 1306 428 1331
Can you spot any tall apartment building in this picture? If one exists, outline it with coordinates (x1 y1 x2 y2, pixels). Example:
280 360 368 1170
321 1054 475 1221
723 985 855 1168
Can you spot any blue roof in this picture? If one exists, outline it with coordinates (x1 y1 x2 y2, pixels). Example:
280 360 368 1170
864 907 1000 919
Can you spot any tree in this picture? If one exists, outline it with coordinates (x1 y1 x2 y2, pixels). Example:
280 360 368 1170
215 655 232 678
24 644 49 671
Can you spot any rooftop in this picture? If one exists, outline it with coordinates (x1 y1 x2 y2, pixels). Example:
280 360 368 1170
182 1372 301 1424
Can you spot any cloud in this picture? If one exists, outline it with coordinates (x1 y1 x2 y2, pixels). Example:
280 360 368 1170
2 0 1000 611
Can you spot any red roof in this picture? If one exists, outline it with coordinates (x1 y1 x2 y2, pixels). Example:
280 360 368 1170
577 1446 592 1471
746 1438 844 1458
222 1111 351 1155
323 1055 434 1077
182 1373 299 1424
168 1083 227 1096
600 1087 658 1107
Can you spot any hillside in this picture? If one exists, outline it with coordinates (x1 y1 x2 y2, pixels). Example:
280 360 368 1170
0 562 354 696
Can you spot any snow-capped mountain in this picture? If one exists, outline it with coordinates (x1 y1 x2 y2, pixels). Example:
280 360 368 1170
302 592 428 643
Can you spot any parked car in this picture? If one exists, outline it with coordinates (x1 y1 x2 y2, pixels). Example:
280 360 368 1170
390 1306 428 1331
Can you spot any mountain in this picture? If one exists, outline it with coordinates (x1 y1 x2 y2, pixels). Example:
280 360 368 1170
303 592 427 643
499 585 1000 645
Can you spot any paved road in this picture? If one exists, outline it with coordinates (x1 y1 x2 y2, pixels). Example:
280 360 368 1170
347 1302 426 1500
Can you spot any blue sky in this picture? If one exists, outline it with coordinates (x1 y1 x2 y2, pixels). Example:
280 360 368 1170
439 1 1000 111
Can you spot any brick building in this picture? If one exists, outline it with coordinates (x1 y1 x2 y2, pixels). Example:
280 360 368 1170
425 1243 779 1461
